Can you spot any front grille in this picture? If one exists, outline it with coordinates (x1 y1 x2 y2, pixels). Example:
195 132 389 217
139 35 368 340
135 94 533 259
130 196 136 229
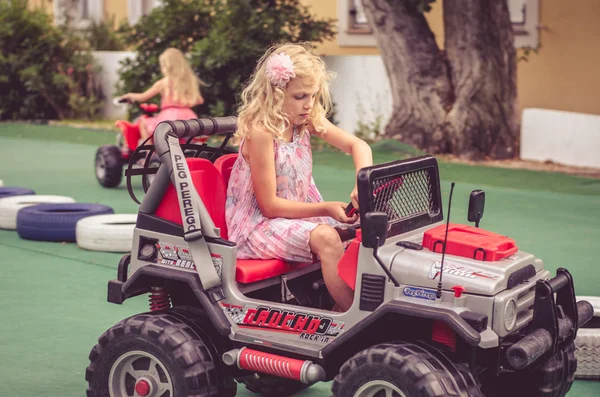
514 285 535 330
372 170 439 222
357 156 443 238
492 271 547 337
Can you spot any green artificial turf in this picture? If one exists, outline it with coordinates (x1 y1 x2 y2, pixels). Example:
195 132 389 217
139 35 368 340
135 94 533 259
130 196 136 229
0 123 598 397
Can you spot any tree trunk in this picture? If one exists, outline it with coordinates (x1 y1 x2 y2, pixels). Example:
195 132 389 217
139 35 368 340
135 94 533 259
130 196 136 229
362 0 518 159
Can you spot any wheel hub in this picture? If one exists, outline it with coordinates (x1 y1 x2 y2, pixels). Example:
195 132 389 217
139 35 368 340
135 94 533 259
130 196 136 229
353 380 407 397
134 378 152 396
108 350 173 397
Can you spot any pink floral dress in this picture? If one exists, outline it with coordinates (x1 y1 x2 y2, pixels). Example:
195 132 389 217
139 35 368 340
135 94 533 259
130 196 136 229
144 90 198 134
225 127 341 262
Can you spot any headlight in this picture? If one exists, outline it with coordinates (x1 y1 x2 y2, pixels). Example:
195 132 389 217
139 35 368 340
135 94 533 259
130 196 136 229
504 299 517 331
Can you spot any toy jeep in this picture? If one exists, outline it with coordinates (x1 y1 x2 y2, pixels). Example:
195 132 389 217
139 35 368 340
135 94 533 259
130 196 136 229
86 117 594 397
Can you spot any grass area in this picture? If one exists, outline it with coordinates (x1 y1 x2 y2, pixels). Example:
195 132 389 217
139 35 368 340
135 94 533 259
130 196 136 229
3 122 600 197
313 141 600 197
0 123 598 397
0 122 116 146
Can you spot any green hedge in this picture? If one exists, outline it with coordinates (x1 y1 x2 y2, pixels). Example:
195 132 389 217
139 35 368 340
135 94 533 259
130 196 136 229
0 0 102 121
117 0 336 118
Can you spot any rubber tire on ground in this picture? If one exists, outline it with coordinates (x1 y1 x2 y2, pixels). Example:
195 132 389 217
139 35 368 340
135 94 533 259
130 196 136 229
17 203 113 242
240 374 309 397
0 187 35 199
484 342 577 397
331 341 483 397
76 214 137 252
86 312 230 397
0 195 75 229
95 144 123 188
575 295 600 379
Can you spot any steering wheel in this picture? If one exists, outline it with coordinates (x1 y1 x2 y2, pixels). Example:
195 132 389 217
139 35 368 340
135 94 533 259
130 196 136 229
112 97 131 106
345 202 357 217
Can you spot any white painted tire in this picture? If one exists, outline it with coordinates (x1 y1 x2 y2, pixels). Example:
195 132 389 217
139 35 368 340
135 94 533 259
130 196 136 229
76 214 137 252
0 195 76 229
0 179 3 187
575 296 600 379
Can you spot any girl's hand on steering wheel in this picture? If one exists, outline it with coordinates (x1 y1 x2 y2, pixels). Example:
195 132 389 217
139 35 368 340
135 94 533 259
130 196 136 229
326 202 359 224
119 93 134 102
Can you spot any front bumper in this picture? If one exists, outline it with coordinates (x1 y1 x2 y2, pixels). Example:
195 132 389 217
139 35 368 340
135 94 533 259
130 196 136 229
505 268 593 369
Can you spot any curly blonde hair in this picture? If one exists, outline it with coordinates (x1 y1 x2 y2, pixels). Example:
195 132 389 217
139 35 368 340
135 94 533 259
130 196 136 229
159 48 205 107
236 42 335 142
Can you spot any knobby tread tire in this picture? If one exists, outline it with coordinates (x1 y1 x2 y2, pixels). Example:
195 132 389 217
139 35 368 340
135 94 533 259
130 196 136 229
484 342 577 397
85 312 224 397
331 341 482 397
575 328 600 379
95 145 123 188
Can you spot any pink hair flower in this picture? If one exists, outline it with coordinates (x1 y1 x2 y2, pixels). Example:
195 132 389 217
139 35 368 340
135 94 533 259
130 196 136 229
265 53 296 88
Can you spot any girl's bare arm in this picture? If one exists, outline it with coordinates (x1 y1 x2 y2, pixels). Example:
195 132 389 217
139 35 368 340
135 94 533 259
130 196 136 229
122 78 165 103
309 118 373 208
246 126 355 223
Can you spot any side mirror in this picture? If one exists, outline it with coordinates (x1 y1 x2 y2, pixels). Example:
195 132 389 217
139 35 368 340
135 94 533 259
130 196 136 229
468 190 485 227
362 212 389 248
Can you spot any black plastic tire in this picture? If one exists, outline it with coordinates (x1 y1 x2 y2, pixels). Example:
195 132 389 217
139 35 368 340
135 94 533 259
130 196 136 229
0 187 35 199
95 144 123 188
16 203 113 242
484 342 577 397
240 374 309 397
86 312 227 397
332 341 483 397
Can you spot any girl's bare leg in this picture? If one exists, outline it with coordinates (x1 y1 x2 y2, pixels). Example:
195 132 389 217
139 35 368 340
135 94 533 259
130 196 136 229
309 225 354 312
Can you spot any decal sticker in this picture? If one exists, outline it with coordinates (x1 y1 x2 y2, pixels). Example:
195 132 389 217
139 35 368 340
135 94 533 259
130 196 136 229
428 261 499 280
220 304 345 343
403 286 437 300
158 243 179 260
157 242 223 278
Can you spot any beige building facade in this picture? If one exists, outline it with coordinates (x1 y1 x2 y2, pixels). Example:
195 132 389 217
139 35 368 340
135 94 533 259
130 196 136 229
310 0 600 117
29 0 600 117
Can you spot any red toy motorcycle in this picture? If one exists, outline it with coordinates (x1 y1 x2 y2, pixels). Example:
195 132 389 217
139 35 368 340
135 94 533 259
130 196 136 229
95 98 207 189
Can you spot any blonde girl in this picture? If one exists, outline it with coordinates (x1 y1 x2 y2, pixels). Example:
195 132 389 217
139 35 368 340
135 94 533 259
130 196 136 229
120 48 205 139
225 42 373 312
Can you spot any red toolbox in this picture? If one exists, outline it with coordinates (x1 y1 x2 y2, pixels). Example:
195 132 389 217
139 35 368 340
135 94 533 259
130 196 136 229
422 223 518 262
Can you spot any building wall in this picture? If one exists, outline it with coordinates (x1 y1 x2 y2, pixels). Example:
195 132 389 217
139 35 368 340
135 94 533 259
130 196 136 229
27 0 54 16
104 0 128 26
304 0 600 117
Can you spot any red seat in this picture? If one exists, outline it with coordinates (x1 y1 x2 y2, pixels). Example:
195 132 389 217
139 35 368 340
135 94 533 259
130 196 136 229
155 158 228 238
155 156 311 284
214 153 238 188
115 120 140 153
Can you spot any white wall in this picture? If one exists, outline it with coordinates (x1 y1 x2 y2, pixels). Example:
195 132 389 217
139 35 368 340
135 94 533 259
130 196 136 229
92 51 135 119
323 55 393 136
520 108 600 168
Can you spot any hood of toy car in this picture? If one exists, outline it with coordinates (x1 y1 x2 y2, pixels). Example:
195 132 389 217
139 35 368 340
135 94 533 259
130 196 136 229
382 243 545 296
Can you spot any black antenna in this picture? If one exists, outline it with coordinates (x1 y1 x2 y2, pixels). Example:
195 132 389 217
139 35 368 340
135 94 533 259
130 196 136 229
437 182 455 300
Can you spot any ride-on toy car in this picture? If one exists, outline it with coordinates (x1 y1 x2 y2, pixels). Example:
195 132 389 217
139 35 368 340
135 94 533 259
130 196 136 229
94 99 159 188
94 99 207 189
86 116 594 397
